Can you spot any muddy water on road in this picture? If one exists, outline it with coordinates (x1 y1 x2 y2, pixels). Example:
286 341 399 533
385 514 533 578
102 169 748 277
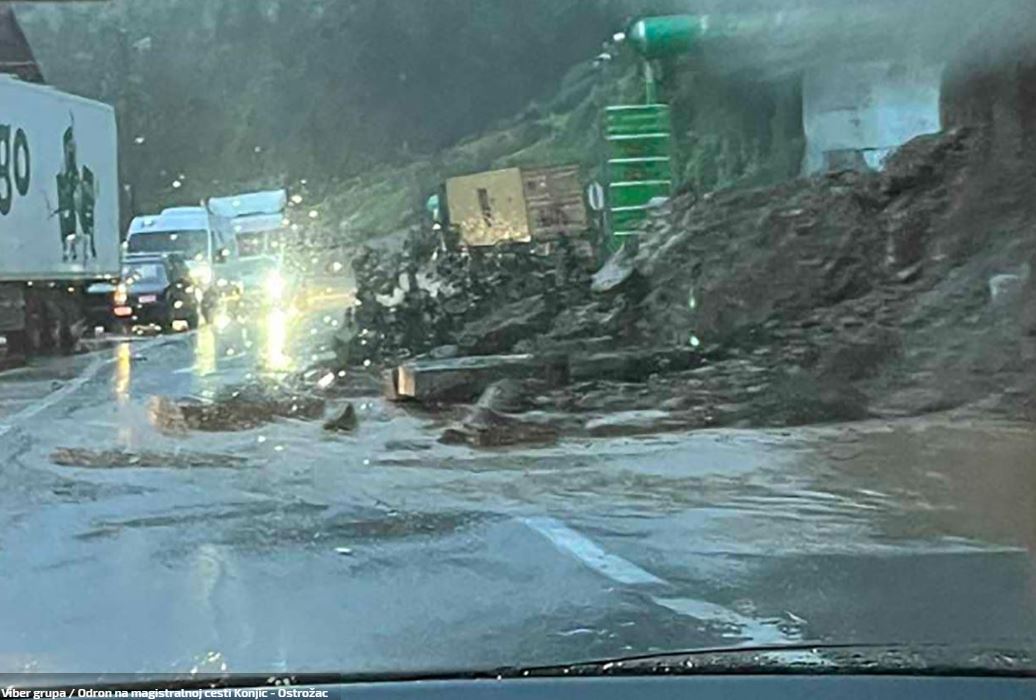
807 421 1036 551
0 298 1033 672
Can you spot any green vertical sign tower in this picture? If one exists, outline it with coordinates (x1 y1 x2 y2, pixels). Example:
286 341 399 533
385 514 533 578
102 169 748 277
604 104 673 240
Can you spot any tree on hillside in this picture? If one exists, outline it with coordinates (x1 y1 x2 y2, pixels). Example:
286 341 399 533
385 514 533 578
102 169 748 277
17 0 643 212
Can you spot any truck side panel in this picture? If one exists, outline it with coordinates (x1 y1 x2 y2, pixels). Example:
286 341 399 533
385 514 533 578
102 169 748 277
522 165 588 241
0 77 120 281
445 167 531 246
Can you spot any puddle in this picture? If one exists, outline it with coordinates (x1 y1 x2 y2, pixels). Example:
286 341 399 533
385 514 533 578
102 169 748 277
51 447 248 469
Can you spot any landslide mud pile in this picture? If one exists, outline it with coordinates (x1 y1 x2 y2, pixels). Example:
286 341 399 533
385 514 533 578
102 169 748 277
630 127 1036 422
337 236 595 365
335 127 1035 438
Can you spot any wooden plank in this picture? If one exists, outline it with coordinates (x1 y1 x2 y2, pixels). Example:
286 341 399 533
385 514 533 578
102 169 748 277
392 354 568 404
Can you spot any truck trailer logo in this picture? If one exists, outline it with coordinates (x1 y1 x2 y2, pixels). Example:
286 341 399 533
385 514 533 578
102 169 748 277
55 119 97 261
0 123 31 216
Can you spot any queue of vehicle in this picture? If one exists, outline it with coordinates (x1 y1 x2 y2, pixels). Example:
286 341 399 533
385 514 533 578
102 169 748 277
83 191 293 335
0 46 298 354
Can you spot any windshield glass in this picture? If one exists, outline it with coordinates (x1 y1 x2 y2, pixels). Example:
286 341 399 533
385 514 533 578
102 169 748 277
234 229 287 258
122 263 167 285
127 230 208 260
236 232 265 257
2 0 1035 680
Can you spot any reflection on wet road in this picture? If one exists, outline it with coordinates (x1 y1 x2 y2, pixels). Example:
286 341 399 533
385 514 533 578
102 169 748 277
189 307 308 382
0 297 1032 672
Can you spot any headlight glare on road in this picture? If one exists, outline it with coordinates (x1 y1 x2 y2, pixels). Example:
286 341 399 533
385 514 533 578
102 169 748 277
264 270 285 301
214 312 232 332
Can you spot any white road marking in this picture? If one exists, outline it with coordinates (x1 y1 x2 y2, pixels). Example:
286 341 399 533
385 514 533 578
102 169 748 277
521 515 802 645
0 335 175 438
522 516 665 585
652 597 797 646
0 357 107 438
523 514 1025 649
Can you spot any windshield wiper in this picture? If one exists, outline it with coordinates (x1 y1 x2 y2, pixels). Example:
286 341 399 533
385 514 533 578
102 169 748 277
501 641 1036 679
10 642 1034 691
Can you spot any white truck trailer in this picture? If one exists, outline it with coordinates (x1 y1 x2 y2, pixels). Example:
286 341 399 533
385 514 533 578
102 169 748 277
0 75 121 354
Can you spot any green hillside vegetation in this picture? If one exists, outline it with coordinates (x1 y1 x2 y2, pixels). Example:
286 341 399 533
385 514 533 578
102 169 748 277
17 0 807 241
317 50 806 240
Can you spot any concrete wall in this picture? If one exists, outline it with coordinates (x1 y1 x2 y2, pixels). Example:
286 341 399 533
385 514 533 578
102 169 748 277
802 62 942 174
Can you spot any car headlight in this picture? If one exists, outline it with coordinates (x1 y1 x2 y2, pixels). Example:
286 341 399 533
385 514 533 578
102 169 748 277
114 283 128 306
264 270 285 300
191 263 213 286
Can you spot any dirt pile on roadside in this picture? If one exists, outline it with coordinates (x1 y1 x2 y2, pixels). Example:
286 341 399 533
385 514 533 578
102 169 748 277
149 383 326 433
333 126 1035 441
628 127 1036 421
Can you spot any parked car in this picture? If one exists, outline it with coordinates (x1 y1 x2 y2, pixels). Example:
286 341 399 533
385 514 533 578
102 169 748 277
111 253 200 332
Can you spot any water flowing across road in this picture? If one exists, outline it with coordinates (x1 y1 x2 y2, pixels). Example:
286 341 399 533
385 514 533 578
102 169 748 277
0 305 1031 673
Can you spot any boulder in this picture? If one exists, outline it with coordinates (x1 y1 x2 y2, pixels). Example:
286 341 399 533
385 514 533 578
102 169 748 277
591 244 640 295
324 403 358 432
439 407 561 448
476 378 541 413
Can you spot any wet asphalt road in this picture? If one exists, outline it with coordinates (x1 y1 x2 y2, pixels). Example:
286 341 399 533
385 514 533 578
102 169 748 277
0 301 1033 673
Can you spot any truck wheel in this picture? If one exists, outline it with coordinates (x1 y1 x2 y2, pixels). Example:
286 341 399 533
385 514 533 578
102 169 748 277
56 316 75 354
55 304 76 354
24 317 46 355
21 293 47 355
43 303 75 354
7 326 41 358
47 317 62 351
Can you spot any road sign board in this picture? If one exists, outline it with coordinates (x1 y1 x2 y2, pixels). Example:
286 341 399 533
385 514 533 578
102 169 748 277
586 181 605 212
